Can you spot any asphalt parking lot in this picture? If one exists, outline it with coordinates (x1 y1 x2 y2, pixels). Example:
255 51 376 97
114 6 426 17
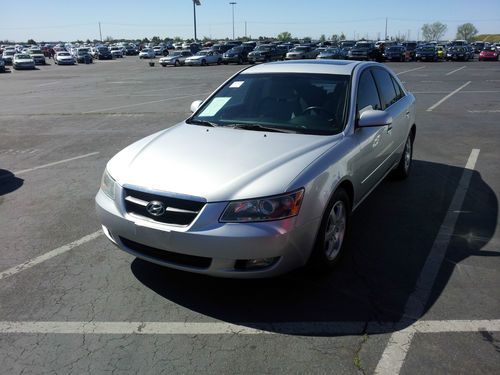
0 58 499 374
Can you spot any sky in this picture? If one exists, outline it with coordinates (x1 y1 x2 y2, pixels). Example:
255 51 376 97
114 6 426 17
1 0 500 42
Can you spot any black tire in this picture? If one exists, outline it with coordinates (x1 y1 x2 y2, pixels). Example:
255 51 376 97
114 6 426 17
174 60 180 67
202 59 206 66
237 57 242 64
308 188 351 271
392 133 414 180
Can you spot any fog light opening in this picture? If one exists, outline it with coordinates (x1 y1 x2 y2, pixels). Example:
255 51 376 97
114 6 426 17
102 225 117 245
235 257 280 271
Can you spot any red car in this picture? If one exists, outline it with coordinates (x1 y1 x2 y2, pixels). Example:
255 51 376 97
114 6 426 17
479 48 499 61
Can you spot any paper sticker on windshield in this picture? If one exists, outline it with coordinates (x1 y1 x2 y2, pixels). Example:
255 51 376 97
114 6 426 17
230 81 244 88
199 97 231 117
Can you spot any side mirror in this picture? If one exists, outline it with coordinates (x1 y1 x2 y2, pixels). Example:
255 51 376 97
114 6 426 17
190 100 203 113
357 109 393 127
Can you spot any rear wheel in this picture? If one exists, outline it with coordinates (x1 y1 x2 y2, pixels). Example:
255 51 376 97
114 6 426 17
308 188 351 271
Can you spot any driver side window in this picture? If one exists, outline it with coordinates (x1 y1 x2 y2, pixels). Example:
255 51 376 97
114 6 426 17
356 70 381 117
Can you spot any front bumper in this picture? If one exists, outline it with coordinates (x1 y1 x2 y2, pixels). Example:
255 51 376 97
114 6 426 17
95 189 319 278
14 63 35 69
33 56 46 64
57 59 75 65
222 56 241 63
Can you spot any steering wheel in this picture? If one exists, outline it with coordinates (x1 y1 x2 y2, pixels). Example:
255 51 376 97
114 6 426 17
302 106 332 116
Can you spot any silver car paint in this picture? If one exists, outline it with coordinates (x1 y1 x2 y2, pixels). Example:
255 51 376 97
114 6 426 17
96 60 416 277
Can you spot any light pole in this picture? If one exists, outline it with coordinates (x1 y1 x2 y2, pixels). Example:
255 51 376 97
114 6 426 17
229 2 237 40
193 0 201 42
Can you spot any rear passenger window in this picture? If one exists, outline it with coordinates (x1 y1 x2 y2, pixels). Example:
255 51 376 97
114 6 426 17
391 76 405 101
372 69 398 108
357 70 381 116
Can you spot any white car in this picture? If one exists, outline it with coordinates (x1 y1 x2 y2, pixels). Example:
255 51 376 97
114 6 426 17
153 45 165 56
13 53 35 70
27 49 46 65
139 48 155 59
54 51 76 65
184 50 222 66
110 46 124 58
159 50 193 66
2 50 15 65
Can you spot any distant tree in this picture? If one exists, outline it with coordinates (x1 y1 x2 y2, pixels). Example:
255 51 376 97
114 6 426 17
339 33 346 41
173 36 183 42
319 34 326 42
141 37 150 44
276 31 292 42
151 36 161 44
104 36 114 42
75 40 83 44
85 39 91 44
331 34 339 42
27 38 36 45
303 36 312 43
456 23 478 41
421 21 447 41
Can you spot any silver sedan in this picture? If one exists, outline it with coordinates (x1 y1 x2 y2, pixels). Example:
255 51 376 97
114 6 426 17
96 60 416 278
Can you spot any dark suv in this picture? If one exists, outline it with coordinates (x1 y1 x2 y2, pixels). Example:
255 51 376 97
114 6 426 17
96 47 113 60
347 42 378 61
222 45 254 64
247 44 286 63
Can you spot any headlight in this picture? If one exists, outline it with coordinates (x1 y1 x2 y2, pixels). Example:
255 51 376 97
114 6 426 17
100 169 116 200
219 189 304 223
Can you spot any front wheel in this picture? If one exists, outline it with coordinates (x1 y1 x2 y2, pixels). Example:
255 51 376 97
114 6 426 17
308 188 351 271
392 134 413 180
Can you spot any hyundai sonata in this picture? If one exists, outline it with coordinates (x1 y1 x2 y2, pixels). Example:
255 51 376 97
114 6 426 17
96 60 416 278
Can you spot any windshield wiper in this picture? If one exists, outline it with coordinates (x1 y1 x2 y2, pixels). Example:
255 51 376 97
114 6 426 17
227 123 294 133
186 118 218 127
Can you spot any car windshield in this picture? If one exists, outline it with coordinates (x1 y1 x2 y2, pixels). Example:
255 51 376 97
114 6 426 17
29 49 42 54
171 51 182 56
355 43 371 48
16 54 31 59
229 47 243 53
324 48 338 53
422 47 435 52
78 49 89 54
255 46 271 52
190 73 350 136
292 47 309 52
4 51 15 56
98 48 108 52
388 47 404 52
196 51 208 56
59 52 70 56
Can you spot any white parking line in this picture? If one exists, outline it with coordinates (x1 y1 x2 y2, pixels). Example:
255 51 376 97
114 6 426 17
0 231 102 281
446 66 466 76
36 81 60 87
84 92 211 114
5 152 100 177
375 148 480 375
396 66 425 76
0 319 497 336
426 81 472 111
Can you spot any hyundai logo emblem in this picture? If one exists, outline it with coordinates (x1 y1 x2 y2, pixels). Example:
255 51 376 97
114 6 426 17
146 201 165 216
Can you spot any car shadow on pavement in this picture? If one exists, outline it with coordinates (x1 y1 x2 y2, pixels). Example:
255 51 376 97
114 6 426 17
131 159 498 336
0 169 23 196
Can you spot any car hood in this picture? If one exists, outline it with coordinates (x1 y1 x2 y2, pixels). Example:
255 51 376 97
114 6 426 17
15 58 34 62
186 55 205 60
107 123 340 202
30 53 44 57
58 55 73 59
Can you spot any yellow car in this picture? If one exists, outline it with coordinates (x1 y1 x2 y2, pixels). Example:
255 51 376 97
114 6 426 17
436 46 446 60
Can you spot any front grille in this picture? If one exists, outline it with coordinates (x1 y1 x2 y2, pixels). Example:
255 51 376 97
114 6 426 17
123 188 205 226
120 237 211 269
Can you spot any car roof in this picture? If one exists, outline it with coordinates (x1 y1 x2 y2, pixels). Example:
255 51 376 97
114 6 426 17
241 60 361 75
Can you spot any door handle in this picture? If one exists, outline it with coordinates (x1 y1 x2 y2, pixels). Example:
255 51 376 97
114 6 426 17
387 123 392 132
405 111 410 118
